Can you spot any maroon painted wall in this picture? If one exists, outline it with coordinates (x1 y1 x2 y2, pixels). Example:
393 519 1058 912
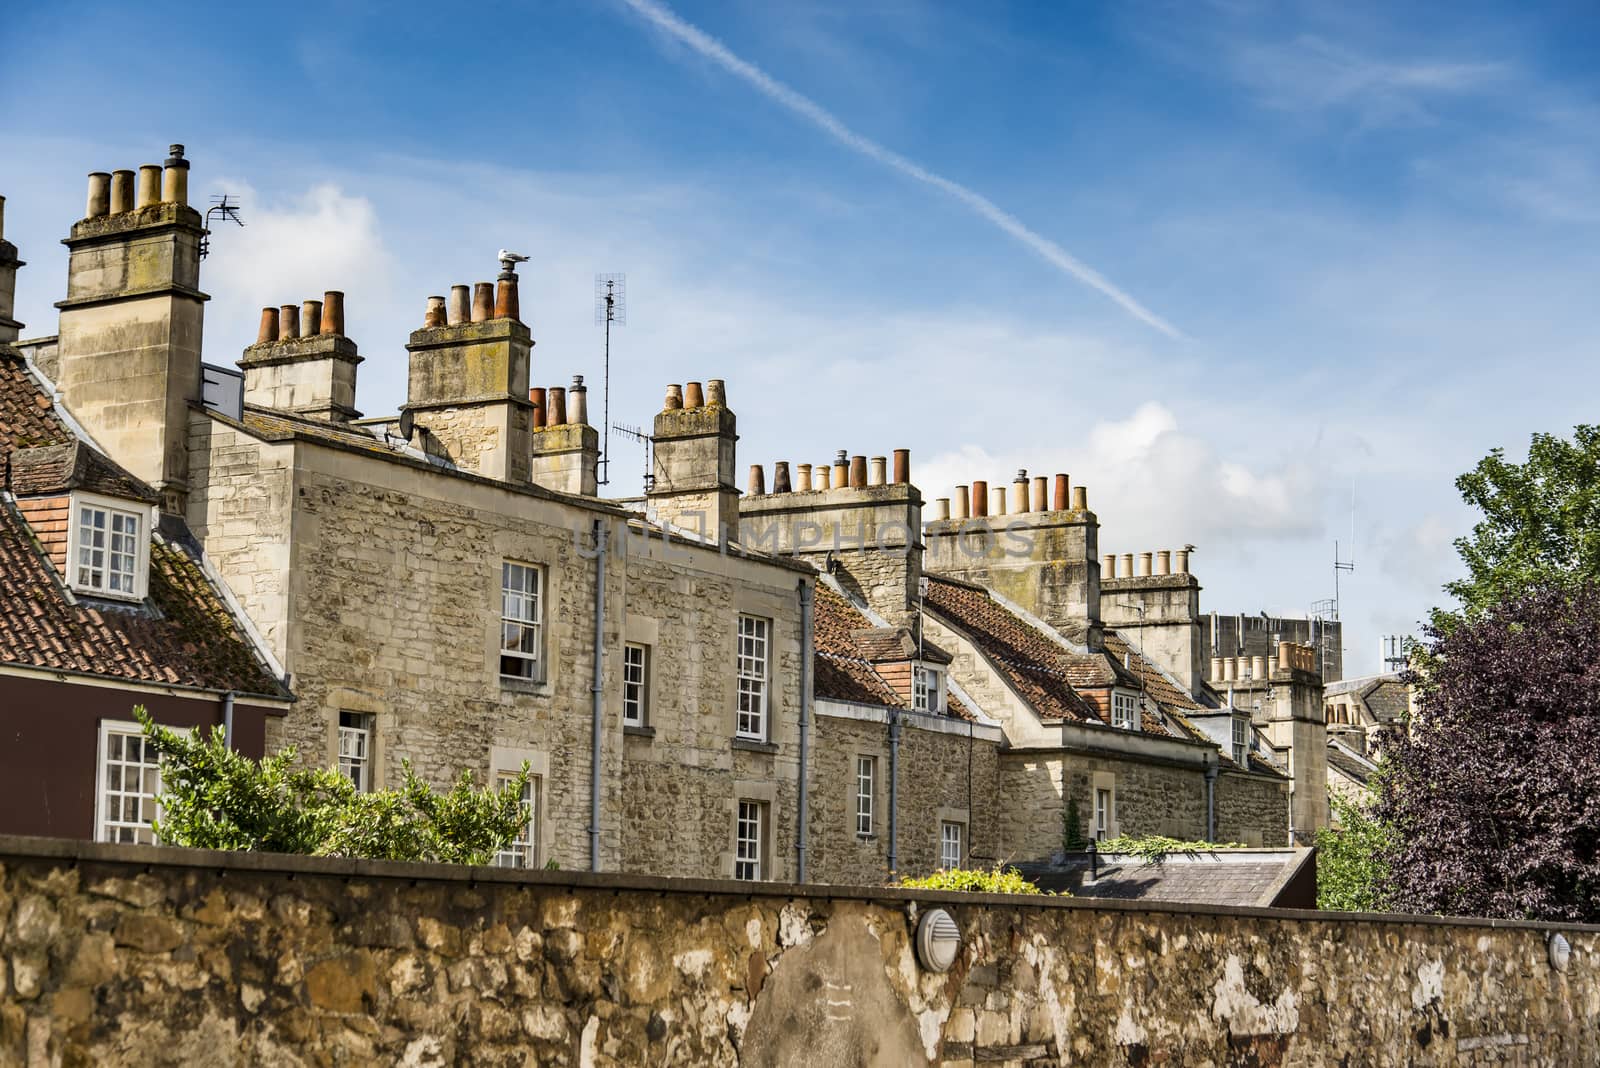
0 674 281 840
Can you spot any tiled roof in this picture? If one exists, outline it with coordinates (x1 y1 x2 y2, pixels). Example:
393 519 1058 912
0 502 285 694
11 440 156 502
0 352 286 696
923 575 1113 727
1024 850 1312 907
0 349 72 451
813 584 973 719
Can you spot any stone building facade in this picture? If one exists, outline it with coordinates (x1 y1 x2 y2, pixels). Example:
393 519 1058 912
4 143 1324 883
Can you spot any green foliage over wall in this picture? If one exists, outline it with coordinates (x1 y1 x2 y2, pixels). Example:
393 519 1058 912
1315 789 1392 913
897 866 1053 895
135 707 530 865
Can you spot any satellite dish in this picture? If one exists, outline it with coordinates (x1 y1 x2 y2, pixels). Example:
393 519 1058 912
398 408 416 442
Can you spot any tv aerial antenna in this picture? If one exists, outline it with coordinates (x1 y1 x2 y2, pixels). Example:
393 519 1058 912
200 194 243 259
612 421 652 492
594 273 627 486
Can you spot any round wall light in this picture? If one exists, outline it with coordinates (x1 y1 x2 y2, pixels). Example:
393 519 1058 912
915 908 962 973
1548 932 1572 974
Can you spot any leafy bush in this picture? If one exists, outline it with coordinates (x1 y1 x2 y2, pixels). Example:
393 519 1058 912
897 866 1053 895
134 706 530 864
1315 789 1391 912
1095 835 1244 864
1061 797 1088 852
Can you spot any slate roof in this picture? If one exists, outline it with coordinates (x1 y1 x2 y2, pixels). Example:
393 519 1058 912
1327 740 1377 787
812 583 973 719
0 352 287 696
923 575 1130 728
1024 849 1314 908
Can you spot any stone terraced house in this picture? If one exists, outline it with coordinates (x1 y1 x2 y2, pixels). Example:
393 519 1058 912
0 145 1324 884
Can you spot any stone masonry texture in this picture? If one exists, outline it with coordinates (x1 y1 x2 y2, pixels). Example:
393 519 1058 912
3 838 1597 1066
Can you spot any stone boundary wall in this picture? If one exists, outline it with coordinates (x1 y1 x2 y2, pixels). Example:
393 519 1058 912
2 836 1596 1066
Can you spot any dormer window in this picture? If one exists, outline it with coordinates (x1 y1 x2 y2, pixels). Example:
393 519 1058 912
67 492 151 600
913 665 945 714
1111 690 1140 731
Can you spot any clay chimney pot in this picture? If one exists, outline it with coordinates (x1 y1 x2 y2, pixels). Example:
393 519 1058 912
279 304 300 339
684 381 704 409
256 307 280 345
471 282 494 322
748 464 766 495
423 296 447 328
448 285 470 326
773 461 792 494
664 384 683 411
1053 474 1069 511
321 291 345 335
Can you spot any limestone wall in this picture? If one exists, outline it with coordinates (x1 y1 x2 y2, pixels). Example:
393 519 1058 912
189 426 809 879
1215 770 1291 847
3 837 1596 1066
807 708 1002 883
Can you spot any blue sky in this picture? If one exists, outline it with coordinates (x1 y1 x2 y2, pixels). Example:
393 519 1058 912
6 0 1599 675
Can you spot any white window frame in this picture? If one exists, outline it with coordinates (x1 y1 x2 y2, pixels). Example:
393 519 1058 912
493 770 541 869
338 711 375 792
622 642 649 727
940 820 965 870
1232 716 1250 766
1095 787 1113 840
94 719 187 844
1111 690 1139 731
66 491 153 601
736 615 770 740
735 799 765 881
855 755 876 837
500 561 544 680
913 665 945 714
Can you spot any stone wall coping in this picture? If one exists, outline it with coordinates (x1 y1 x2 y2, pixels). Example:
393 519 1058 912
4 834 1596 935
816 697 1007 743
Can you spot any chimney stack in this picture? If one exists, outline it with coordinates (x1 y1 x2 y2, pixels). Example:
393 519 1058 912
649 377 740 544
240 291 364 422
403 254 536 481
530 374 599 495
56 144 209 509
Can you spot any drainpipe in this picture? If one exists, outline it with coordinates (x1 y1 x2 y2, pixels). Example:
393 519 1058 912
796 579 813 883
589 519 608 872
887 708 902 875
221 691 236 750
1204 759 1218 843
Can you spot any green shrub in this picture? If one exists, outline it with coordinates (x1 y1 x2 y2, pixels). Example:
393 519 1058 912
134 706 530 864
897 866 1054 895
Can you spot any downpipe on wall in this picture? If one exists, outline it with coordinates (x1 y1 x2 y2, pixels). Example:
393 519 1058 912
589 519 608 872
796 579 812 883
1205 759 1217 842
888 707 901 875
221 691 235 750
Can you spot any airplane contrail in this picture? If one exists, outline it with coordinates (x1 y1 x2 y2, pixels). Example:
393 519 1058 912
618 0 1183 339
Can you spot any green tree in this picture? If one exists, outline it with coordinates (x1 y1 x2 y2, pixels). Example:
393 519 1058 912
1437 424 1600 633
134 707 531 864
1314 787 1391 912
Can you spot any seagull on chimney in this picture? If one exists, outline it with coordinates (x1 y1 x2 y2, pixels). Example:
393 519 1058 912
498 249 530 271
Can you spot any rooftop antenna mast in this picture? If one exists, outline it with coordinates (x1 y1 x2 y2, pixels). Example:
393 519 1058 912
594 273 627 486
200 194 243 259
612 421 652 493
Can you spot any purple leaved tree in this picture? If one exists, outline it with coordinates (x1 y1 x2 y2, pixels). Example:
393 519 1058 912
1378 583 1600 922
